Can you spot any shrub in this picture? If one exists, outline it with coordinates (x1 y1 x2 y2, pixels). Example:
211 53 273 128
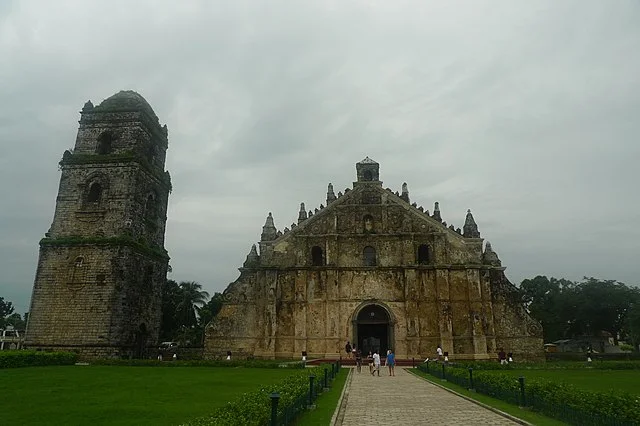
0 350 77 369
90 358 306 369
182 366 331 426
419 363 640 425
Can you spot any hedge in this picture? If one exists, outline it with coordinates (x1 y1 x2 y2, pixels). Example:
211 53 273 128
90 359 306 369
182 365 332 426
453 360 640 370
418 363 640 425
0 351 77 369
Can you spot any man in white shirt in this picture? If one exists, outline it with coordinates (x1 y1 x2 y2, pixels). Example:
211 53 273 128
436 345 443 362
372 351 381 376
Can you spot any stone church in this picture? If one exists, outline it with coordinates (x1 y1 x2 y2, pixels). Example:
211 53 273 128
25 91 171 358
205 158 543 360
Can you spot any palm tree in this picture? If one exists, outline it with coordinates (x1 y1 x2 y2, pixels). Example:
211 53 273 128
176 281 210 329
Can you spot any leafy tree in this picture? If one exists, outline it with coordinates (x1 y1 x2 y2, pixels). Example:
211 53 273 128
0 297 15 328
520 276 574 342
160 279 182 340
198 292 224 329
5 313 26 330
626 302 640 351
572 277 638 345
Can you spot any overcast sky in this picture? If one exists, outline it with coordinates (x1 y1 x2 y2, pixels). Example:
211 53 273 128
1 0 639 314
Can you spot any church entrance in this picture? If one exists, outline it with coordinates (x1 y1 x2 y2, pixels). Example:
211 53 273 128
353 304 393 356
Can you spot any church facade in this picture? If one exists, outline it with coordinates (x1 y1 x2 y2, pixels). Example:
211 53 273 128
205 158 543 361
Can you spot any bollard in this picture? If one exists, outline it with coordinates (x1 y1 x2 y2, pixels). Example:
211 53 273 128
426 360 430 373
468 368 474 391
412 357 415 368
441 363 446 381
309 375 316 406
518 376 526 407
270 392 280 426
324 367 328 389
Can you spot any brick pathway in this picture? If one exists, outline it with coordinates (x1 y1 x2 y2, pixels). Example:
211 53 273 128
335 367 518 425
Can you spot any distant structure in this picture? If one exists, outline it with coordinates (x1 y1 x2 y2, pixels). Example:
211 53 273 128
25 91 172 359
205 158 543 361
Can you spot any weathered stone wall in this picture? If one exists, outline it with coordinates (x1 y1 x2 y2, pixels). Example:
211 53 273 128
205 161 544 361
25 92 170 359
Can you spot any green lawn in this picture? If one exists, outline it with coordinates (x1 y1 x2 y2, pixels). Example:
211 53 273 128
483 369 640 394
0 366 296 426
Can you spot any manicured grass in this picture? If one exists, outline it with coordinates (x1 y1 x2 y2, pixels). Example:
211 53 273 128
293 368 349 425
409 369 567 426
483 369 640 395
0 366 295 426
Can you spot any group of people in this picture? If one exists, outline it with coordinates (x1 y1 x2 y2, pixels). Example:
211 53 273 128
345 341 396 376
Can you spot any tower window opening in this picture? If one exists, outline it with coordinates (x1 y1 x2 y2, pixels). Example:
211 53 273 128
417 244 430 264
96 133 113 155
311 246 324 266
87 183 102 203
145 193 157 220
363 170 373 181
363 246 377 266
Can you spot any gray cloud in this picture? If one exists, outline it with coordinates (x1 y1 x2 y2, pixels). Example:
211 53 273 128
1 0 639 314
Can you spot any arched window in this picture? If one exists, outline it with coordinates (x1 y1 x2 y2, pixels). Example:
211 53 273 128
363 214 374 232
417 244 430 264
311 246 324 266
363 246 377 266
87 183 102 203
96 132 113 155
363 170 373 181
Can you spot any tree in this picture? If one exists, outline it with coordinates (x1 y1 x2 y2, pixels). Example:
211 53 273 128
198 292 224 329
520 276 574 342
176 281 210 329
5 313 26 330
160 279 182 340
0 297 15 329
626 301 640 351
572 277 638 345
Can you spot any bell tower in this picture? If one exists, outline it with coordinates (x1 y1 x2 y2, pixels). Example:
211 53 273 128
25 91 172 359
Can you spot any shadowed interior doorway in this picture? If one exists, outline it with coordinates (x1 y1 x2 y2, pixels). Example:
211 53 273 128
354 304 392 356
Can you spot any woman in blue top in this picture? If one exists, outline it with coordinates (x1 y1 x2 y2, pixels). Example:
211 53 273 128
387 349 396 376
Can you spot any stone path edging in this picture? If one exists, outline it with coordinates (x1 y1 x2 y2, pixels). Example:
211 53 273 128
406 368 534 426
330 367 353 425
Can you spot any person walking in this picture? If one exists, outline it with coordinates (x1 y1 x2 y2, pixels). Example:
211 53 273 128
372 351 381 376
387 349 396 376
355 349 362 373
367 351 373 374
345 341 352 359
436 345 443 362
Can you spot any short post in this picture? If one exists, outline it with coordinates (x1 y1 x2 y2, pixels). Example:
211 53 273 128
468 368 474 391
426 360 430 373
441 363 446 381
270 392 280 426
324 367 328 389
309 375 315 406
518 376 526 407
412 357 415 368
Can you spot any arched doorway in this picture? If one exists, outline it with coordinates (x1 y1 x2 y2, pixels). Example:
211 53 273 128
352 303 393 356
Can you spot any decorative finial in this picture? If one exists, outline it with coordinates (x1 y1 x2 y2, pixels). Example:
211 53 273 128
401 182 410 203
243 244 260 267
298 203 307 224
483 241 502 266
326 183 336 204
261 212 277 241
433 202 442 222
82 100 94 111
463 209 480 238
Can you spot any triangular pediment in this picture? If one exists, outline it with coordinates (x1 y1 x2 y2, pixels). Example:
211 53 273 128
270 183 467 242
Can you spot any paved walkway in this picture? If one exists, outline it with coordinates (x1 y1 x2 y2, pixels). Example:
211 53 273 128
335 367 518 425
